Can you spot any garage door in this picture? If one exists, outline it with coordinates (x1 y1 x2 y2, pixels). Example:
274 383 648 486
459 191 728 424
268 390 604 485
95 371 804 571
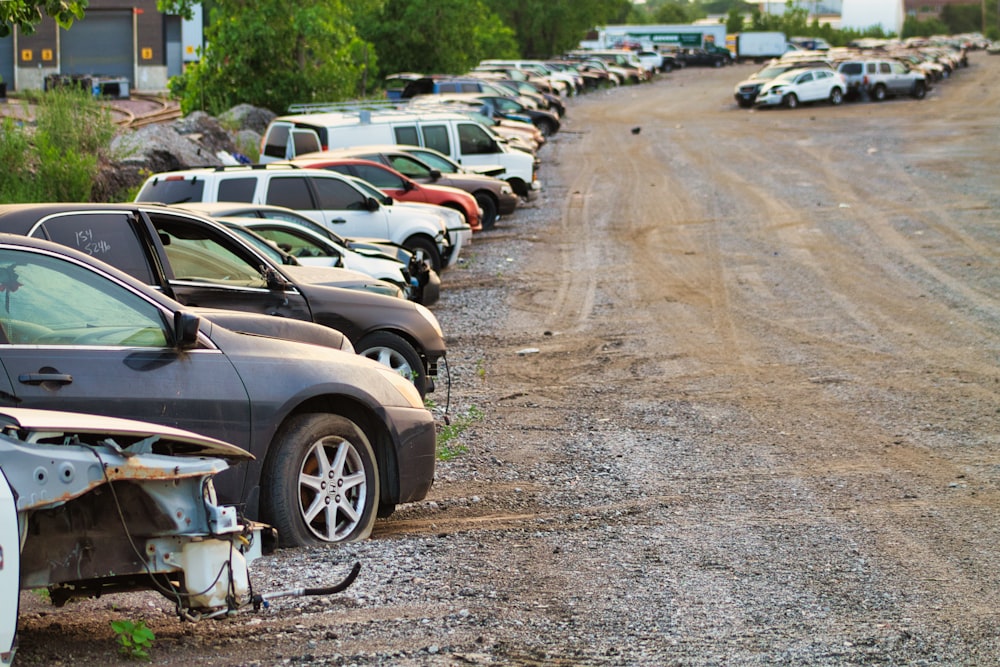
0 35 13 88
60 10 133 82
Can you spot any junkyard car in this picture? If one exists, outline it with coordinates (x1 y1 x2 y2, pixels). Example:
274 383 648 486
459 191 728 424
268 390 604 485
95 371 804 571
755 67 846 108
0 408 266 666
0 233 436 547
0 203 446 396
294 146 518 230
170 201 441 305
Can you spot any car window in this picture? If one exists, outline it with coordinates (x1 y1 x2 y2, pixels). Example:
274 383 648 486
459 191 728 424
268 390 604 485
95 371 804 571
879 62 891 74
421 125 451 154
457 123 497 155
154 218 267 287
866 62 877 73
354 164 403 189
816 70 831 80
217 177 256 203
840 63 862 75
311 177 369 210
406 150 456 174
394 125 419 145
34 212 158 284
265 176 314 209
262 123 290 160
0 247 169 347
135 176 205 204
796 72 813 83
387 154 433 178
253 228 339 261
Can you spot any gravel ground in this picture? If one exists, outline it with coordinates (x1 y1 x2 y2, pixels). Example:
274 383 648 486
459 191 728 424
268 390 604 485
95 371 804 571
13 52 1000 666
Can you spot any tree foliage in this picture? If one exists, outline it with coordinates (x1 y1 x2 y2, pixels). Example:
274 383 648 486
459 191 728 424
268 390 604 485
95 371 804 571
354 0 517 76
163 0 372 115
0 0 86 37
484 0 631 58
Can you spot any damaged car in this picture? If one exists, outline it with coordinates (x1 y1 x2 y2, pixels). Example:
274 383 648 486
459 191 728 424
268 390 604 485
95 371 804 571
0 408 266 667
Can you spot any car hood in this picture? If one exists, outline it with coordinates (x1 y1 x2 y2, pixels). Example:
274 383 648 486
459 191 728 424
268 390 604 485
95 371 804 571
0 407 254 462
283 265 404 298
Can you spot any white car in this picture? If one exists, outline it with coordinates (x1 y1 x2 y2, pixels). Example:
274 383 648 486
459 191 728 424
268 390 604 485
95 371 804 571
136 166 462 272
755 67 846 108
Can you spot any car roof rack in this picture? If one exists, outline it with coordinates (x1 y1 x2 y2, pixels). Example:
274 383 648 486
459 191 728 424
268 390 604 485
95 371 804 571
286 99 406 114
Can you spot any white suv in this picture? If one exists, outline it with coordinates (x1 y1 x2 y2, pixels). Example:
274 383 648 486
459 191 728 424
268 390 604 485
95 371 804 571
135 165 468 272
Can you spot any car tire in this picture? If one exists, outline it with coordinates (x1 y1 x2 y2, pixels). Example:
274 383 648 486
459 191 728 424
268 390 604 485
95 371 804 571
829 88 844 105
403 235 442 273
912 82 927 99
535 118 557 137
262 413 379 547
713 59 723 68
474 192 498 231
357 330 428 396
872 84 887 102
663 63 673 73
784 93 799 109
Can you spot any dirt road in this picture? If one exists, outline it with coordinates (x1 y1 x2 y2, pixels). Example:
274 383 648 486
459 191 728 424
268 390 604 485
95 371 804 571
15 54 1000 665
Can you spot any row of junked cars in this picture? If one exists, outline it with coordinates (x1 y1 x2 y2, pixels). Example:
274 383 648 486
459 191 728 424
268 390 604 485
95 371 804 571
734 39 969 109
1 52 621 664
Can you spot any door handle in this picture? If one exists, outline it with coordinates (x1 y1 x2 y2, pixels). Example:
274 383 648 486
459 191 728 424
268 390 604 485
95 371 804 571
330 218 347 224
19 372 73 385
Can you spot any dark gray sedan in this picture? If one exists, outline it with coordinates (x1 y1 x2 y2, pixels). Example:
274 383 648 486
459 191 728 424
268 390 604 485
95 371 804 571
0 233 436 546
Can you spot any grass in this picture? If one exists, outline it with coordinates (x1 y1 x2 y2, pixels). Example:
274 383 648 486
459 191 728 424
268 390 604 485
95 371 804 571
436 405 484 461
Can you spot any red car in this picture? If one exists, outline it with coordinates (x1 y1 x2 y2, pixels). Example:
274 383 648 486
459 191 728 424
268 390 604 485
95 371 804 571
288 157 483 232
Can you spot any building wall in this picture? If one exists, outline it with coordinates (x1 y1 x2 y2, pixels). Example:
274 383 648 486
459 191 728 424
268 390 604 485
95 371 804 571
9 0 172 93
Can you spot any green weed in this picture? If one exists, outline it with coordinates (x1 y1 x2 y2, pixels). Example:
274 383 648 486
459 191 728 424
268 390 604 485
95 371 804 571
437 405 484 461
110 618 156 661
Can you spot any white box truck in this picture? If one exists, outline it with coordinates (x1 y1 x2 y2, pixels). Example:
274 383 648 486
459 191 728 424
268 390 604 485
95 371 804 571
734 32 790 63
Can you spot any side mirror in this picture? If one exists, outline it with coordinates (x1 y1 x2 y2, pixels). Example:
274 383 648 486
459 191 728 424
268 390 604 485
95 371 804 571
428 169 442 180
173 311 201 349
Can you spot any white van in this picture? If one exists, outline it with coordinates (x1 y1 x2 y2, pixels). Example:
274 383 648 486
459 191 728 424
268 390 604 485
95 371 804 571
259 110 540 199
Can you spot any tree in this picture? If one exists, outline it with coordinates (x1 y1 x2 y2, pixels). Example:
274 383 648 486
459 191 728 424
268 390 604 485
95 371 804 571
725 8 745 34
355 0 517 77
485 0 631 58
0 0 86 37
163 0 372 115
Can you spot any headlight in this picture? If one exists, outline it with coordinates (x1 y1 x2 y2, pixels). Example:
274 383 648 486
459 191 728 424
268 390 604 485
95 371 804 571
500 184 513 195
377 367 424 408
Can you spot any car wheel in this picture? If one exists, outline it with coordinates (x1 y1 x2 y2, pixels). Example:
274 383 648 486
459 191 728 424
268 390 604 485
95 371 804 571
829 88 844 105
536 118 557 137
784 93 799 109
912 82 927 99
357 330 428 396
663 63 673 73
872 84 887 102
713 59 723 68
262 413 379 547
474 192 498 231
403 235 442 273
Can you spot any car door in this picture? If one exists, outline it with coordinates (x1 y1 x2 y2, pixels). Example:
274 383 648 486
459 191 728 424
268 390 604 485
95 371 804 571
262 174 394 241
793 71 817 101
148 212 314 321
0 245 252 451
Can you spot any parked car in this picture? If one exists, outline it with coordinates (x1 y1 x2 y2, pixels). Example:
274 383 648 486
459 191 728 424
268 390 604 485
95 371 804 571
169 200 440 297
0 203 447 397
835 59 927 101
296 146 518 230
214 215 436 306
135 165 464 273
674 48 730 68
0 408 268 663
733 60 831 108
754 67 846 108
284 157 484 232
0 232 436 546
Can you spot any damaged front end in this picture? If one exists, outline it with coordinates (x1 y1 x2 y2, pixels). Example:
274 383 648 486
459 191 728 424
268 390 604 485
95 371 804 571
0 409 268 666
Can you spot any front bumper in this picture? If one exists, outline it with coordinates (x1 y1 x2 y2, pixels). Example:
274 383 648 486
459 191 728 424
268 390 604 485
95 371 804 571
384 404 437 505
